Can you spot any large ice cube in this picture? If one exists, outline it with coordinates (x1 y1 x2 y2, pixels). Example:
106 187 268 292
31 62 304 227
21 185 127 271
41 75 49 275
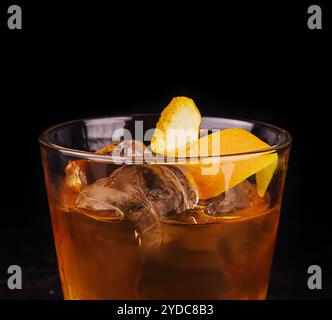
206 180 268 216
76 165 198 246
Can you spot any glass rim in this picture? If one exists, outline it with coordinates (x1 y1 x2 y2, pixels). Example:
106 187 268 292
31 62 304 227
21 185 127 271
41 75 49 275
38 114 292 162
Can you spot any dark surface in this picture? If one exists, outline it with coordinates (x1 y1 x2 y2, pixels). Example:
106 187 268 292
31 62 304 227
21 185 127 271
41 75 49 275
0 1 331 299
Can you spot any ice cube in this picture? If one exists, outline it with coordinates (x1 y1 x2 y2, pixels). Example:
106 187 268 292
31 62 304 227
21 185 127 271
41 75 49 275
64 160 88 192
76 165 198 246
75 182 127 221
206 180 268 216
64 140 147 192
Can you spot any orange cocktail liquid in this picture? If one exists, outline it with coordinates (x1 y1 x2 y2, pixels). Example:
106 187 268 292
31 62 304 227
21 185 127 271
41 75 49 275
49 186 280 300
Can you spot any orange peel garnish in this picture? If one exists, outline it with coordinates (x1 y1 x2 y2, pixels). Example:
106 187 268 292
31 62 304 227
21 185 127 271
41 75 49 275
176 128 278 199
151 96 201 156
151 96 278 199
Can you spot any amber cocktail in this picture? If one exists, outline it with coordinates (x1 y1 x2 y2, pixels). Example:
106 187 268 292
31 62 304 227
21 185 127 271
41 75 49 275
40 98 291 299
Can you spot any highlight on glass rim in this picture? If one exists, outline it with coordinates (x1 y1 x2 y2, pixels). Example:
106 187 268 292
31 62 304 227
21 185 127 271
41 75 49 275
39 96 291 300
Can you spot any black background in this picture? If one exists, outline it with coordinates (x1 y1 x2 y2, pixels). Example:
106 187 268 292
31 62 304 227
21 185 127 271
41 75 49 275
0 0 331 300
